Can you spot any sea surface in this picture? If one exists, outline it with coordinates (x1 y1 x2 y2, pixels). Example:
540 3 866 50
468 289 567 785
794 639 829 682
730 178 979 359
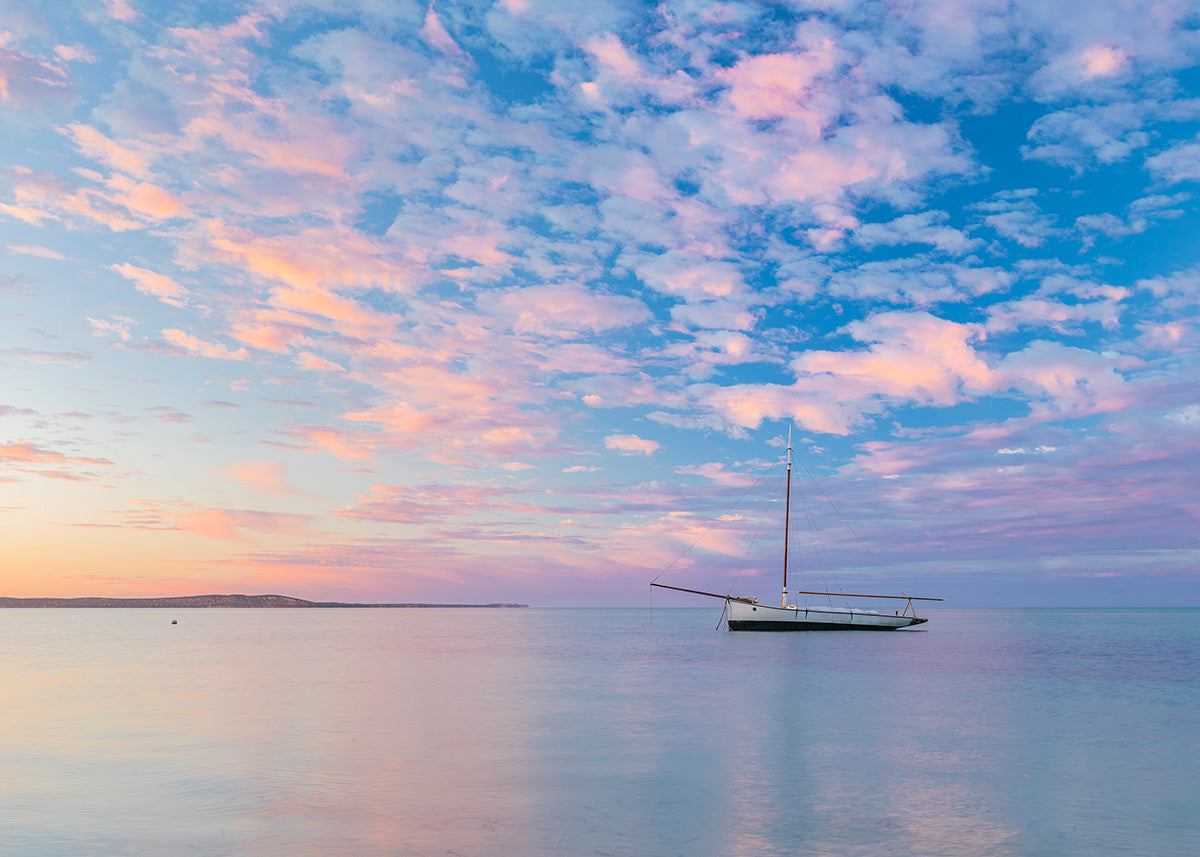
1 607 1197 857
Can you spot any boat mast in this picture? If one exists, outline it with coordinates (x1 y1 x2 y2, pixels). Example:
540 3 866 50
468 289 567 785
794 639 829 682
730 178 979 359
782 426 792 608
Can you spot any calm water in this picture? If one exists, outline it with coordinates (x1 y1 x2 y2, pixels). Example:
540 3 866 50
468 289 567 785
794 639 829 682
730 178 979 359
1 608 1197 856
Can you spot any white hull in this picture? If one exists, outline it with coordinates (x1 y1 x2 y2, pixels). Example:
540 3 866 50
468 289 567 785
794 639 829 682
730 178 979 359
726 599 926 631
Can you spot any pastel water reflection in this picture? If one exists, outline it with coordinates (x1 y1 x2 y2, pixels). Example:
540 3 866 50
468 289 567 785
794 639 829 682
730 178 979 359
1 608 1197 856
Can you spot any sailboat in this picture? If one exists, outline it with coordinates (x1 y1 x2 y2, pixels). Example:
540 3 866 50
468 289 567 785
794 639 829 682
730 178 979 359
651 432 940 630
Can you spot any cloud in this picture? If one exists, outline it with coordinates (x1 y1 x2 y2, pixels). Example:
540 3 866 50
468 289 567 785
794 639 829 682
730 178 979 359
419 6 467 57
686 310 1003 436
294 425 376 462
175 507 313 541
295 352 345 373
88 316 133 340
0 347 90 365
688 382 870 436
604 433 660 455
336 482 535 524
2 166 139 230
796 311 997 407
226 460 300 496
54 44 97 63
486 282 651 337
719 43 839 124
0 441 113 482
1146 136 1200 185
675 461 759 488
101 0 138 23
162 328 249 360
1023 102 1153 171
111 263 187 302
0 39 74 112
8 244 65 259
973 189 1060 247
986 273 1129 334
999 341 1134 419
66 123 154 178
853 211 981 255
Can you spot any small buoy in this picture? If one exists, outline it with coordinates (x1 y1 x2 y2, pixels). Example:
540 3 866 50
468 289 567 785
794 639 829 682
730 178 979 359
171 619 178 624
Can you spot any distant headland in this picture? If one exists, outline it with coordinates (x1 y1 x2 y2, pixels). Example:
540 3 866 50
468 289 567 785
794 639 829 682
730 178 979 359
0 594 528 609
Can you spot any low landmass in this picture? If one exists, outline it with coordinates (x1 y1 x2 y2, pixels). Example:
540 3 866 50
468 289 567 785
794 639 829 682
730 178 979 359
0 594 528 608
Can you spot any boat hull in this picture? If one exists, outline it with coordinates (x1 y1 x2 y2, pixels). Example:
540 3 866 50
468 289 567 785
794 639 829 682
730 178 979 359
726 600 925 631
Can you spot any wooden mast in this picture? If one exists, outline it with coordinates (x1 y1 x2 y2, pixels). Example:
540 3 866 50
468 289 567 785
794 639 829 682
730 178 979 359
782 427 792 608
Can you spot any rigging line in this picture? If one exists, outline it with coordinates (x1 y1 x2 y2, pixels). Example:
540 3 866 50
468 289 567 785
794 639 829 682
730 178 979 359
792 456 908 598
791 473 847 608
649 458 782 586
795 475 836 607
802 474 850 608
728 467 784 598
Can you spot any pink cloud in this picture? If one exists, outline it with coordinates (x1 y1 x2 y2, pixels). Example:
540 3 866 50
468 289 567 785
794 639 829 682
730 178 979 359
669 300 761 333
269 286 390 337
8 244 65 259
999 341 1135 419
0 42 72 112
631 252 747 301
986 295 1123 335
226 460 300 496
101 0 139 23
295 426 376 461
604 433 660 455
88 315 134 340
104 174 188 221
579 31 697 108
0 347 89 365
584 33 644 83
295 352 344 373
0 201 57 224
796 311 997 407
3 167 140 231
186 111 352 179
162 328 250 360
1033 42 1133 96
336 483 538 524
66 123 153 178
586 147 676 205
420 6 466 57
1136 321 1195 352
695 382 869 436
488 282 651 336
720 43 838 124
54 44 97 63
176 507 313 541
221 540 471 595
201 222 407 294
227 309 313 353
0 442 111 468
686 312 1004 436
0 441 113 483
533 342 639 376
1081 44 1129 78
853 210 981 254
111 263 187 301
675 461 759 488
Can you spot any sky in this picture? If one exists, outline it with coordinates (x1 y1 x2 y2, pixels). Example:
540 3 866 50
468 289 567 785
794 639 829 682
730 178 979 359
2 0 1199 607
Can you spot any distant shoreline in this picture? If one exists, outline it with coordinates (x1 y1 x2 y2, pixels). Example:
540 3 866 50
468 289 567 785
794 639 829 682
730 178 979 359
0 594 529 609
